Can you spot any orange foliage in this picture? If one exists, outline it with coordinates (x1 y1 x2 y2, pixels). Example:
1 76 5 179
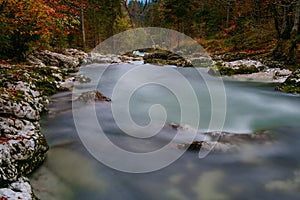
0 0 80 37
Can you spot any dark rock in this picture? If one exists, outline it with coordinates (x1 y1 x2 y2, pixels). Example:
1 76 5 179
276 69 300 94
207 68 221 76
262 60 286 69
75 74 91 84
207 130 273 144
77 90 111 102
177 141 238 153
143 51 193 67
217 64 260 76
170 122 273 153
213 60 265 76
212 51 265 62
190 56 214 68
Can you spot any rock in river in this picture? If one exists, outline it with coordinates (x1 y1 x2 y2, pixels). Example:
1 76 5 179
170 123 273 153
76 90 112 102
143 51 193 67
276 69 300 94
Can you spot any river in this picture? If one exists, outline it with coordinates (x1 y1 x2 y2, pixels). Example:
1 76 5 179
30 62 300 200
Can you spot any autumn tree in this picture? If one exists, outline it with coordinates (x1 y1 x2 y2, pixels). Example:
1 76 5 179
266 0 300 63
0 0 81 60
81 0 124 48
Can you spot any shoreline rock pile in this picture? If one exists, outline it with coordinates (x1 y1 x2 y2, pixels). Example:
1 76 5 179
0 49 87 199
276 69 300 94
208 52 299 93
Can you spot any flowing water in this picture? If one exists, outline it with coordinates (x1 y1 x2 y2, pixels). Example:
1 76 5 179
30 63 300 200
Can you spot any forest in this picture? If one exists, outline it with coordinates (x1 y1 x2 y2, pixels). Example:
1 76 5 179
0 0 299 64
1 1 300 199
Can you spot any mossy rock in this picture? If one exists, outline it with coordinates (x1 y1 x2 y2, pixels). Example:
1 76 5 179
216 64 260 76
0 65 69 96
276 69 300 94
76 90 111 102
143 50 193 67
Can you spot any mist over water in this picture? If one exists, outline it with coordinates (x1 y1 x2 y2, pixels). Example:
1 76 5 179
31 63 300 200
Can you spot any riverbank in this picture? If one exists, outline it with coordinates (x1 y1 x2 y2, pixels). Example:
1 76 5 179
135 49 300 94
0 49 87 199
0 49 142 199
28 56 300 200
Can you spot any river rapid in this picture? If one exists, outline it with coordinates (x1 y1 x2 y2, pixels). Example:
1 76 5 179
30 62 300 200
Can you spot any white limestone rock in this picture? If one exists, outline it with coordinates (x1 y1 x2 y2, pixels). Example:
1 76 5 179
0 177 36 200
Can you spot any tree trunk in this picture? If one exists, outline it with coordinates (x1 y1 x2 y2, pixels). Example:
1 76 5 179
226 5 230 27
272 4 281 39
281 5 288 37
292 0 300 32
81 0 86 49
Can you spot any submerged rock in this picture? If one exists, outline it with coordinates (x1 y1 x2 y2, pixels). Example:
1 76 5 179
265 169 300 193
30 166 75 200
275 69 300 94
178 141 238 153
76 90 111 102
170 123 273 153
75 74 92 84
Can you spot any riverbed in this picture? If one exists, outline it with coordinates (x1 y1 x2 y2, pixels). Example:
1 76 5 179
30 62 300 200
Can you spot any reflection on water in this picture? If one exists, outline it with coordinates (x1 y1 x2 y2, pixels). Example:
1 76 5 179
30 64 300 200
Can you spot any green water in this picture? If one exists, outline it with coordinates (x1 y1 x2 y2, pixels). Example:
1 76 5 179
31 63 300 200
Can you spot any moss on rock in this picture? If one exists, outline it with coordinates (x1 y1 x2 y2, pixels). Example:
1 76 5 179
143 50 193 67
0 49 87 198
276 69 300 94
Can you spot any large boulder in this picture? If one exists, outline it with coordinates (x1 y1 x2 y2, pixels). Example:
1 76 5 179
76 90 111 103
27 50 85 72
210 60 265 76
276 69 300 94
0 117 48 184
144 51 193 67
0 82 46 121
